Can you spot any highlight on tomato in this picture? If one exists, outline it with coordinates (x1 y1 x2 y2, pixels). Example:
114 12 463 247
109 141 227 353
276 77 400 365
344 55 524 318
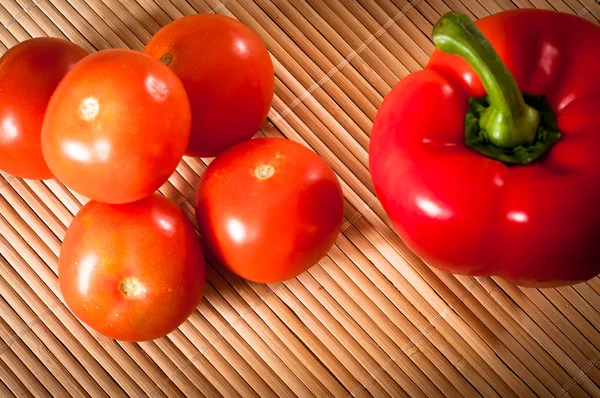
145 13 274 158
59 194 206 342
0 37 88 180
42 49 191 204
195 137 344 283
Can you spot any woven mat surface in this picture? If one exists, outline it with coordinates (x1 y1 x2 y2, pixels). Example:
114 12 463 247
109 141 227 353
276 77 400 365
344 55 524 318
1 0 600 397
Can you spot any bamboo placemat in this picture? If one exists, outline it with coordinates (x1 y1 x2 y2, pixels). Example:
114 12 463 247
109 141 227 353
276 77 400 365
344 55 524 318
1 0 600 397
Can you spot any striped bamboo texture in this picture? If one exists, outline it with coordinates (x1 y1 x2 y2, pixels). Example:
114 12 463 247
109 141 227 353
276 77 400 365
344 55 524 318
1 0 600 397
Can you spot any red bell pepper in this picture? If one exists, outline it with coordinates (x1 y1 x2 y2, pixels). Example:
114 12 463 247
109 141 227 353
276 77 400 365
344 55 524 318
369 10 600 287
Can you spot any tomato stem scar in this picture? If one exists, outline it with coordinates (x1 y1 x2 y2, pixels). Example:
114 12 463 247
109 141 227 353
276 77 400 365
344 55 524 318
79 97 99 121
119 277 146 299
159 53 173 66
254 165 275 180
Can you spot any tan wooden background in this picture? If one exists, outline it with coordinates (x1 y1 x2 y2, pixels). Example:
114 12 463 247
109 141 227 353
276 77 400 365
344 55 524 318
1 0 599 396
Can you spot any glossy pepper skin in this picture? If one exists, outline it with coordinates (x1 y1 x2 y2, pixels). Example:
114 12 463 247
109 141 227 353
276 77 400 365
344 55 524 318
369 10 600 287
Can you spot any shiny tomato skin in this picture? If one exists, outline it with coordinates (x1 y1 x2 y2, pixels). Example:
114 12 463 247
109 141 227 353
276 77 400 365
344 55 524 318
145 14 274 158
59 194 206 342
0 38 87 180
195 138 344 283
42 49 191 204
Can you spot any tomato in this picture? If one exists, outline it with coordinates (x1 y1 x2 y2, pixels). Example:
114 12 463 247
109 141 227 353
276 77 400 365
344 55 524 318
0 38 87 180
42 49 191 204
195 138 344 283
59 194 206 342
144 14 274 158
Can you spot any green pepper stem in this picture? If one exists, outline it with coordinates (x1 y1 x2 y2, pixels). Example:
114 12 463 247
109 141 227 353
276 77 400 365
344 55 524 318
432 12 540 148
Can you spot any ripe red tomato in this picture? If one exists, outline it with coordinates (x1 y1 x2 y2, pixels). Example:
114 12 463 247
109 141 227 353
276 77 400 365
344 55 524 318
0 38 87 180
42 49 191 204
195 138 344 283
144 14 274 158
59 194 206 342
